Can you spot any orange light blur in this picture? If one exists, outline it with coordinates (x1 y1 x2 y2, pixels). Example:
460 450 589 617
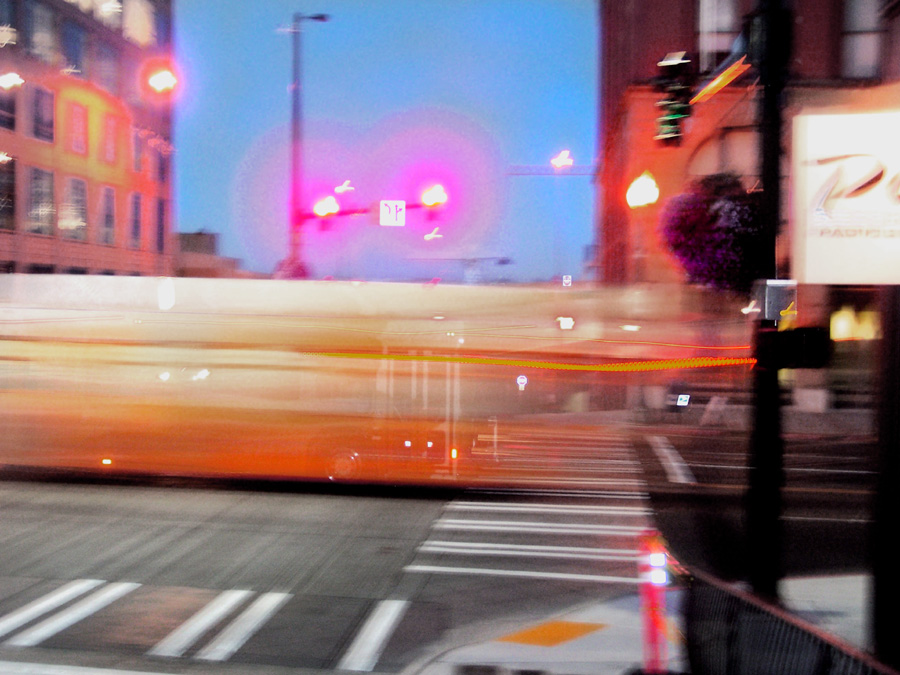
148 69 177 93
690 56 751 105
626 172 660 209
101 458 112 465
300 349 757 373
451 448 458 460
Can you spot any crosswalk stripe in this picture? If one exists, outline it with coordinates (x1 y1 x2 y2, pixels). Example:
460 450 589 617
0 579 104 640
336 599 409 672
195 592 291 662
434 519 647 535
470 488 648 499
5 582 140 648
446 502 652 516
404 564 640 584
147 589 253 658
418 541 640 561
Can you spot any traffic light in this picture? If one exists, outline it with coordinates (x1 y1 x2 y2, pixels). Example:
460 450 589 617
654 52 694 146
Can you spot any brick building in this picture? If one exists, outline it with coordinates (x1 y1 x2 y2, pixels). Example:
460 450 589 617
594 0 900 286
0 0 173 276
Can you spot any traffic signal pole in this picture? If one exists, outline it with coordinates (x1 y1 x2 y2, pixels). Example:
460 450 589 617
746 0 789 603
873 288 900 670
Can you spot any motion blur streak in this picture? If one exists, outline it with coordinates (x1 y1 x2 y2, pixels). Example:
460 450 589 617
298 350 757 373
0 275 753 487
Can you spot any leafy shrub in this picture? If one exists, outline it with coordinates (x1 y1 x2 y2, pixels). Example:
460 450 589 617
659 173 766 294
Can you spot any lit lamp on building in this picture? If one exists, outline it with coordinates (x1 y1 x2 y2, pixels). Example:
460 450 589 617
626 171 659 281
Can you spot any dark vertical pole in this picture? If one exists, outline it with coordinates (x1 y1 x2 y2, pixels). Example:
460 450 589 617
746 0 789 603
289 13 308 278
873 287 900 669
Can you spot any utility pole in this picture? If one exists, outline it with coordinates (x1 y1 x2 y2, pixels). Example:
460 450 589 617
873 290 900 669
283 13 328 279
746 0 790 603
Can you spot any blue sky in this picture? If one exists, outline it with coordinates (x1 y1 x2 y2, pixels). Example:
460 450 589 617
174 0 597 282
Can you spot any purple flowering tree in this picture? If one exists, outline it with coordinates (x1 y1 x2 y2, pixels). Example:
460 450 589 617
659 173 766 294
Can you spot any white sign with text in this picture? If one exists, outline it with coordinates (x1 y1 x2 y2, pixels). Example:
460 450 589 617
793 111 900 284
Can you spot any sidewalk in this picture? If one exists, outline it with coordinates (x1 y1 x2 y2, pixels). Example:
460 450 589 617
407 574 870 675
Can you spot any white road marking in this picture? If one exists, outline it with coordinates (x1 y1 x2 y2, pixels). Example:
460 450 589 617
336 599 409 672
689 463 873 475
418 540 640 561
434 519 647 536
446 502 651 516
0 661 170 675
784 515 871 524
405 564 639 584
648 435 696 484
471 489 648 500
5 582 140 647
195 591 291 661
0 579 104 639
148 589 252 658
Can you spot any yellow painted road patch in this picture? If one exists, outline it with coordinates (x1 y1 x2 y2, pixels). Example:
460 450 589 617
497 620 608 647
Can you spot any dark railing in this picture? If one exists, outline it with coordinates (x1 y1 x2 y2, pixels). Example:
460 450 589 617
685 569 899 675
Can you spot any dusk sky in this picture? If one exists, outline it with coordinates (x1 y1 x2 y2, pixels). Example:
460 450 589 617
174 0 598 282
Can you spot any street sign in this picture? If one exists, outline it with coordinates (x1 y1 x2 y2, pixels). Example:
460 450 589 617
380 200 406 227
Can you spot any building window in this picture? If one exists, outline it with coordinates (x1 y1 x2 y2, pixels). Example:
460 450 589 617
62 20 86 77
0 88 14 131
157 149 168 183
129 192 141 248
26 2 58 66
0 158 14 231
96 42 119 94
0 0 16 49
28 168 54 235
123 0 155 46
132 129 142 172
100 186 115 245
33 87 54 142
103 114 118 163
60 177 87 240
697 0 739 73
68 103 87 154
843 0 882 78
156 197 165 253
94 0 123 31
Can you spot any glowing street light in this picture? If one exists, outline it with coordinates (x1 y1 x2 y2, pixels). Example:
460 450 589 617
551 150 574 169
313 195 340 217
422 184 448 207
147 68 177 94
626 171 660 209
0 72 24 90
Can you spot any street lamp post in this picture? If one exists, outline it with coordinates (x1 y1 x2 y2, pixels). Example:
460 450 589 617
286 12 328 279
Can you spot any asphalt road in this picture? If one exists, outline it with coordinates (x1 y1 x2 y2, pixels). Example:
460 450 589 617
0 422 653 674
634 425 875 580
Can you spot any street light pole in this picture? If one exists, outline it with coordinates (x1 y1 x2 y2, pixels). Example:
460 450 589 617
287 12 328 279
